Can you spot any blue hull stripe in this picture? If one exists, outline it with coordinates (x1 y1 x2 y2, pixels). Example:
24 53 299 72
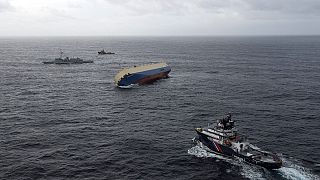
118 66 171 86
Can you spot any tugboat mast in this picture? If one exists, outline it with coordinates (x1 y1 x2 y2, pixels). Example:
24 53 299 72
59 49 63 59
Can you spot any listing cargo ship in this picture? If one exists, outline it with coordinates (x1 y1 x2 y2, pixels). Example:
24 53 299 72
114 63 171 88
193 113 283 169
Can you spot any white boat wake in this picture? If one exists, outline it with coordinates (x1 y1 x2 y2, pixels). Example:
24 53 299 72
276 158 319 180
118 84 136 89
188 145 319 180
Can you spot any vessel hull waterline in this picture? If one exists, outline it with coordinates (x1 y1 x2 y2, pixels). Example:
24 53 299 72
114 63 171 87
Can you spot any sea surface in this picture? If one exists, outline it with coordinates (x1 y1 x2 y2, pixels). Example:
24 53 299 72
0 36 320 180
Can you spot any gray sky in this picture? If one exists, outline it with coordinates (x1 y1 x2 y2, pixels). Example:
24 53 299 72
0 0 320 36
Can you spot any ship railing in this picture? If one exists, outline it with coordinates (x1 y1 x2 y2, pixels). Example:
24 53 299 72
227 133 248 142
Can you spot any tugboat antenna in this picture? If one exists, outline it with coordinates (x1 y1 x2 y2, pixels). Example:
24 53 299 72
59 49 63 59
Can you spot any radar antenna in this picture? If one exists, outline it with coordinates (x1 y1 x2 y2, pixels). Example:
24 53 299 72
59 49 63 59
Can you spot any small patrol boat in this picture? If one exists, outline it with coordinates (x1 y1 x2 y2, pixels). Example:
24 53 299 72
114 63 171 88
194 113 282 169
98 49 115 55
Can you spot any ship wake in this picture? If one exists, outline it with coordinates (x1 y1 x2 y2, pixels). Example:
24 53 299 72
276 158 319 180
188 144 319 180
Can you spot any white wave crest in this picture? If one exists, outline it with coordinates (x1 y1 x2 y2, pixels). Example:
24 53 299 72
187 145 212 158
118 84 136 89
276 158 320 180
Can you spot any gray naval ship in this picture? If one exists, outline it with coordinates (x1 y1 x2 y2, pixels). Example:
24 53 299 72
43 50 93 64
98 49 115 55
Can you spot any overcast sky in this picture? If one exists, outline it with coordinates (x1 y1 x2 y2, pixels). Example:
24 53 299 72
0 0 320 36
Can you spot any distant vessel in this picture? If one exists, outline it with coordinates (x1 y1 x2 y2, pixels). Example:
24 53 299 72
98 49 115 55
43 50 93 64
114 63 171 88
194 113 282 169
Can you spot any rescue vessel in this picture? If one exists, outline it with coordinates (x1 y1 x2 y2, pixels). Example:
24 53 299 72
194 113 282 169
114 63 171 88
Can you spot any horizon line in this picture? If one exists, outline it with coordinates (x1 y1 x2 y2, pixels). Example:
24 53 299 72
1 34 320 38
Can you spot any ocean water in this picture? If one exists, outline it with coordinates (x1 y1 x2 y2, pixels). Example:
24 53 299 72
0 36 319 180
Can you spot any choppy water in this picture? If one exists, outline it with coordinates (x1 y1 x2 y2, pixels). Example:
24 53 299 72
0 36 320 179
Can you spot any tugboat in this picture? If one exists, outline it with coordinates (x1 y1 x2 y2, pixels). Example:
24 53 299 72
43 50 93 64
194 113 282 169
98 49 115 55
